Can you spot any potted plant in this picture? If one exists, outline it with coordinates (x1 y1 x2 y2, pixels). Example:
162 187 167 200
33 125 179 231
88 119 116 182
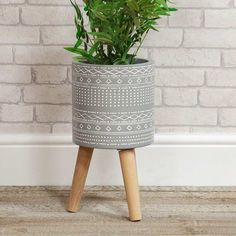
65 0 176 149
65 0 176 221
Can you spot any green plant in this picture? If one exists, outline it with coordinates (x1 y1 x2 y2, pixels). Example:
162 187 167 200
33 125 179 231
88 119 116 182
65 0 176 65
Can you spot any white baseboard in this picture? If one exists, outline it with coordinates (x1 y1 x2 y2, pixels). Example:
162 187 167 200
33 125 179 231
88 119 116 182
1 134 236 186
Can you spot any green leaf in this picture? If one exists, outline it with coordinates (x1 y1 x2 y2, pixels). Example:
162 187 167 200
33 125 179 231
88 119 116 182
88 32 113 44
74 39 82 48
126 0 139 11
66 0 177 65
64 47 95 62
89 42 99 55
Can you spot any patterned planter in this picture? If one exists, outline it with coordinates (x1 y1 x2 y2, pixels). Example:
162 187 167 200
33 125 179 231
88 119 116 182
72 59 155 149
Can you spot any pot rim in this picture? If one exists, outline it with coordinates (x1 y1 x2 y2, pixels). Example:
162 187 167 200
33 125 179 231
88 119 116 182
72 58 152 67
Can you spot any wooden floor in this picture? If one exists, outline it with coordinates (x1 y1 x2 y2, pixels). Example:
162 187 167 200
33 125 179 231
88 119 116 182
1 186 236 235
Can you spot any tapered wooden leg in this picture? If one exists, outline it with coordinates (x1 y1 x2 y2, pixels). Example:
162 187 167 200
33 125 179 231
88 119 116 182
67 146 94 213
119 149 142 222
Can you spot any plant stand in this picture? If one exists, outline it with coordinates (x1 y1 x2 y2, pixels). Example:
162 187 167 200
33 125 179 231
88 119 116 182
67 146 142 222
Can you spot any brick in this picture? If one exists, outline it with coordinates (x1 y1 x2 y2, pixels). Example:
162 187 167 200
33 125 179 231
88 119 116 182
199 89 236 107
184 29 236 48
189 126 236 133
32 66 67 84
0 123 50 133
155 108 217 125
28 0 84 4
143 29 183 47
156 17 167 27
155 126 190 133
1 104 33 122
21 6 73 25
0 66 31 84
169 9 202 27
23 85 72 104
0 46 13 63
0 6 19 24
206 70 236 87
173 0 232 8
219 109 236 126
36 105 71 122
52 123 72 133
151 49 220 67
0 0 25 3
155 69 204 87
164 88 197 106
41 26 75 45
0 26 39 44
129 48 148 60
223 51 236 67
205 10 236 28
28 0 72 4
154 88 162 106
0 85 20 103
15 46 72 65
156 126 236 133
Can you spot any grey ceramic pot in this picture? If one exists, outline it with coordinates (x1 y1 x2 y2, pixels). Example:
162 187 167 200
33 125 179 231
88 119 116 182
72 59 155 149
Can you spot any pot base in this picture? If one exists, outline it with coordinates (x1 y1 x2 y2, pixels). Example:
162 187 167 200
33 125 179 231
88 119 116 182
73 128 154 149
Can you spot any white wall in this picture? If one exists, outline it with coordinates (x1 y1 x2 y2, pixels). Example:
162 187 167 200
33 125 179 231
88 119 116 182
1 134 236 186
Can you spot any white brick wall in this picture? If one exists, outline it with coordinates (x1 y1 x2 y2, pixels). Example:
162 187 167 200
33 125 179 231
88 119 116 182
155 69 204 87
205 10 236 28
199 89 236 107
0 1 25 4
169 10 202 27
36 105 71 122
0 6 19 24
173 0 232 8
1 104 33 122
41 26 75 45
206 70 236 87
0 0 236 134
143 29 183 47
151 49 221 67
155 108 217 126
28 0 71 5
21 6 74 25
0 66 31 83
219 109 236 126
163 88 198 106
0 26 39 44
23 85 71 104
184 29 236 48
0 86 21 103
15 46 72 64
0 46 13 63
31 66 67 84
223 51 236 67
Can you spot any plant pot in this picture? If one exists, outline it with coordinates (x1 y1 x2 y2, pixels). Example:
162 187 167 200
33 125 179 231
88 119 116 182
72 59 155 149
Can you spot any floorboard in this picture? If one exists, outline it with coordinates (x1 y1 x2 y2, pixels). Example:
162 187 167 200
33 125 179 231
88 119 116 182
0 186 236 235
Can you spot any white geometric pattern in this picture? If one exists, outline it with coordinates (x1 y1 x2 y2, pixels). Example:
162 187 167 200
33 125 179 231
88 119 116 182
72 60 155 149
73 110 153 122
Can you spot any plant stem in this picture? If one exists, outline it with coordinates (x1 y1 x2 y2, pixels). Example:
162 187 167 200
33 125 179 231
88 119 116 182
132 30 149 62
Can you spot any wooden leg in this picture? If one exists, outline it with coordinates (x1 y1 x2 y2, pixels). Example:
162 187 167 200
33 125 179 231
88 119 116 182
67 146 94 213
119 149 142 222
